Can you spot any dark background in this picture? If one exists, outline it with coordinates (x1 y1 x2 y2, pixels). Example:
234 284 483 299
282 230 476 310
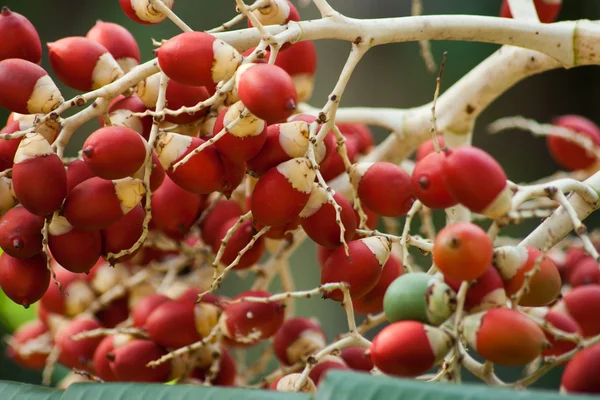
1 0 599 390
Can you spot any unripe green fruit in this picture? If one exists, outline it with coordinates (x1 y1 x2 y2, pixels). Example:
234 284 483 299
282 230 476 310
383 272 456 325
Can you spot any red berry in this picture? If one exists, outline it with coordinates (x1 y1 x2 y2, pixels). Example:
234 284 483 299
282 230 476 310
561 342 600 394
191 347 237 386
48 216 102 274
55 316 104 371
547 115 600 171
319 137 359 182
40 263 96 317
0 205 44 259
0 121 23 171
500 0 561 23
200 198 243 249
247 0 300 27
145 299 203 349
131 293 170 328
92 335 118 382
274 40 317 102
0 7 42 63
6 320 48 370
214 217 265 270
104 94 153 140
101 204 145 263
412 151 457 209
0 252 49 307
111 340 171 382
569 257 600 286
308 356 349 386
273 317 326 365
444 265 506 312
556 285 600 337
164 80 210 125
340 347 374 372
352 254 403 314
416 137 444 161
213 102 268 162
338 123 374 155
66 159 95 194
86 21 140 73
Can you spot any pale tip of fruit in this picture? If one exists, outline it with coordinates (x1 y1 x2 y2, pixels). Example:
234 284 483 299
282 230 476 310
278 121 311 158
461 311 486 352
48 215 74 236
470 288 508 313
299 183 328 218
276 157 315 194
276 374 316 393
154 132 193 169
224 101 265 138
113 177 146 215
424 324 454 362
91 52 124 90
14 132 54 163
212 39 243 84
293 74 315 104
27 74 64 115
348 162 374 189
135 72 161 108
360 236 391 266
480 184 512 219
492 245 529 281
64 281 96 317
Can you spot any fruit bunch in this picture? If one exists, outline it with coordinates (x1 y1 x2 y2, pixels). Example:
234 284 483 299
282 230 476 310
2 0 600 396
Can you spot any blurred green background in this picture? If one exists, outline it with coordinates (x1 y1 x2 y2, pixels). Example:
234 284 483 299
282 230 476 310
1 0 600 390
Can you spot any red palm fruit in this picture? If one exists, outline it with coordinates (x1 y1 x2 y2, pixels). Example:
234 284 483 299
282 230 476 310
6 320 49 369
86 259 129 295
220 290 285 345
66 159 95 194
442 146 512 218
317 245 334 268
247 121 324 176
309 356 350 386
338 124 374 155
213 102 268 162
112 339 171 382
561 342 600 394
92 335 118 381
248 0 300 27
273 317 327 365
493 246 562 306
157 31 242 88
525 307 581 359
0 7 42 63
8 113 60 144
289 114 334 161
235 63 297 124
416 137 444 162
86 21 140 73
151 175 204 240
0 205 44 258
0 59 63 114
569 257 600 286
200 198 243 248
219 156 246 198
563 246 588 282
102 95 153 140
40 262 96 317
101 204 145 263
55 316 104 371
95 295 130 328
463 308 549 366
164 80 210 125
132 293 170 328
300 188 357 248
214 217 265 270
155 133 225 194
321 236 391 302
119 0 174 24
251 157 315 227
191 347 237 386
270 374 316 393
554 285 600 337
48 37 123 92
370 321 452 377
500 0 561 23
274 40 317 102
0 121 22 171
132 151 165 192
354 205 379 232
350 162 415 217
444 266 507 312
12 133 67 216
319 137 359 182
340 347 374 372
253 216 299 240
432 222 492 282
145 299 202 349
547 115 600 171
63 177 145 230
412 151 458 209
352 254 403 314
48 215 102 273
82 126 146 180
0 176 16 217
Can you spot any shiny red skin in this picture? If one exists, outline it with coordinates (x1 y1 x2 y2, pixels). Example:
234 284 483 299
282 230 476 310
500 0 561 23
370 321 437 377
319 137 359 182
214 217 265 270
157 31 220 87
0 59 48 114
416 137 445 162
309 359 349 386
246 124 301 176
321 239 383 302
83 126 146 180
66 159 95 194
273 317 326 365
49 228 102 273
111 339 171 382
442 146 507 214
213 107 268 162
222 290 285 345
561 285 600 337
0 121 23 171
547 115 600 171
101 204 145 263
132 293 170 328
300 192 357 248
542 310 581 358
340 347 374 372
356 162 415 217
104 95 153 140
0 7 42 63
352 254 403 314
0 251 49 307
563 247 589 282
445 265 505 312
48 36 112 91
220 156 246 198
6 320 48 369
569 257 600 287
164 80 210 125
237 64 297 125
561 342 600 394
0 205 44 258
13 153 67 217
92 335 118 381
39 264 84 315
56 317 104 371
316 245 334 268
338 123 374 155
151 175 204 240
251 164 311 227
191 347 237 386
167 137 225 194
95 295 129 328
200 199 243 249
412 151 457 209
145 299 202 349
86 21 140 64
274 39 317 76
63 177 126 230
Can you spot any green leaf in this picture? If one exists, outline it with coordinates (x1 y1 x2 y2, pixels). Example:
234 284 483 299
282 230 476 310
0 381 62 400
61 382 313 400
317 370 598 400
0 290 38 331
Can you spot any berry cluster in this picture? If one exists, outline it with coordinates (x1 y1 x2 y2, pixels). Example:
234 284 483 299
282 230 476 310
1 0 600 396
